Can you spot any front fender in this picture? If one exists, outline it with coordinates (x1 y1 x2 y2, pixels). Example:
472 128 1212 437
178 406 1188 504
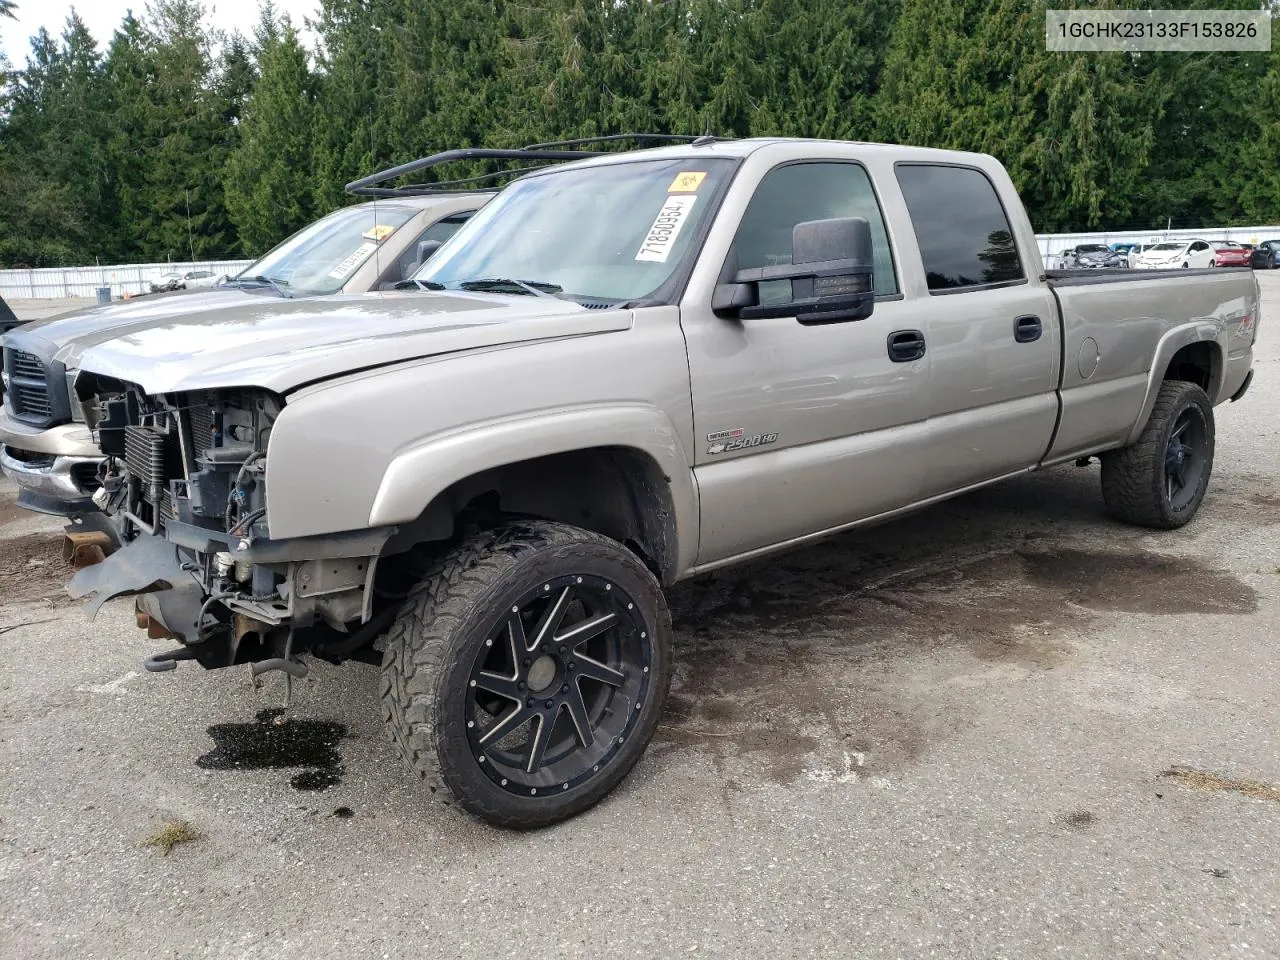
367 403 699 576
1124 321 1224 446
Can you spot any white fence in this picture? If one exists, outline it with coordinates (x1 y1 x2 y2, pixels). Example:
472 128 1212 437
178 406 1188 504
0 260 253 301
3 222 1280 300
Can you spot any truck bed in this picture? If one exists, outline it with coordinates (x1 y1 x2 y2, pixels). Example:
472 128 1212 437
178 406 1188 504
1041 266 1258 465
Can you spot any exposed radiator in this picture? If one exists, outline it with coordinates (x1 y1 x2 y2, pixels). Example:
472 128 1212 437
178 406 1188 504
187 402 215 457
124 425 169 485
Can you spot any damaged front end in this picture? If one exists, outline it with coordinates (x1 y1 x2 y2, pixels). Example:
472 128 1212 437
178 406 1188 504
67 374 397 674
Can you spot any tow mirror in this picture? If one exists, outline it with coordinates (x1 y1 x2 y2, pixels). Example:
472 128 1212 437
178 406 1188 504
713 217 875 324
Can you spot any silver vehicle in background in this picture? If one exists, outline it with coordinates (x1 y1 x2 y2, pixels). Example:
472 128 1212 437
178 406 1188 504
0 190 489 516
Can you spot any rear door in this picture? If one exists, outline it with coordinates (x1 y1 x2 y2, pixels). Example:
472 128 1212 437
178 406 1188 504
682 158 931 565
893 163 1060 496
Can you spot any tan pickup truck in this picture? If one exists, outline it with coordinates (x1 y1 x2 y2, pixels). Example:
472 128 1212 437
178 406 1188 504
66 137 1259 828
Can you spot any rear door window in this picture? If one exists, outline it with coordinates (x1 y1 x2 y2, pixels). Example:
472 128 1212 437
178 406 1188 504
895 164 1025 292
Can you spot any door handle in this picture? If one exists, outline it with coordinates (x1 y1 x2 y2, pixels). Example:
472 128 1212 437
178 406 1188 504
1014 314 1042 343
887 329 926 363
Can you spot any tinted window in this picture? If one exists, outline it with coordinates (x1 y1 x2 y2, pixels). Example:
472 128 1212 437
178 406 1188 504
1192 241 1209 252
731 162 897 303
896 165 1024 292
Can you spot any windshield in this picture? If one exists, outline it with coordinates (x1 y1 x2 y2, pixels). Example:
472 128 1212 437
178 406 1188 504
1077 245 1108 253
416 157 735 303
237 203 417 295
1149 242 1183 251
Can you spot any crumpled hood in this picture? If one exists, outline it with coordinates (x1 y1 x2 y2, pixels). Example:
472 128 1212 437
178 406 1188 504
76 290 632 394
16 289 265 367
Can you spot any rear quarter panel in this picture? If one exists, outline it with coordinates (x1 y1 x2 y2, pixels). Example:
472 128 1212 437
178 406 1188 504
1045 269 1258 463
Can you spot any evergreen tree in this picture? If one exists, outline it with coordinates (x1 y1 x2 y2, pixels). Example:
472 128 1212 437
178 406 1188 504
0 22 100 264
138 0 234 260
224 13 316 254
0 0 1277 267
101 13 157 261
1238 25 1280 223
311 0 399 210
876 0 1156 230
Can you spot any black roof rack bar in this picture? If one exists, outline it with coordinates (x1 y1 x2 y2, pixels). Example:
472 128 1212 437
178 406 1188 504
346 147 594 196
367 163 559 197
345 133 727 197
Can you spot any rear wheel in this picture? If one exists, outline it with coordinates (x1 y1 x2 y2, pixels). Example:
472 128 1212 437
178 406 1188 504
1209 259 1216 268
380 520 673 828
1100 381 1214 529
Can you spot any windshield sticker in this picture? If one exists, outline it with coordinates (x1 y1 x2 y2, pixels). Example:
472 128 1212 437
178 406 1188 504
327 241 379 280
668 171 707 193
362 224 397 242
635 195 698 263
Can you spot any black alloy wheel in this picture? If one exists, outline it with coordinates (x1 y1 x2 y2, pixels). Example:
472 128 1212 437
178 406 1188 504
381 520 672 828
1161 405 1210 513
465 573 654 795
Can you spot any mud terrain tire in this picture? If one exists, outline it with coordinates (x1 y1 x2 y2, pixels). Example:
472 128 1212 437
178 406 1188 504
380 520 672 828
1101 380 1214 529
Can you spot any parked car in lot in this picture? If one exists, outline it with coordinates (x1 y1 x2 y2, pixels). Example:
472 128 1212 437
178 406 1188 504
1066 243 1125 269
1252 239 1280 269
1210 241 1252 268
66 136 1259 829
149 268 222 293
0 191 489 516
1106 242 1139 268
1130 238 1218 269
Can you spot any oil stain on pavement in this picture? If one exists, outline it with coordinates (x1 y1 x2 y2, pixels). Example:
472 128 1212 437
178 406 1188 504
657 542 1259 790
196 708 347 791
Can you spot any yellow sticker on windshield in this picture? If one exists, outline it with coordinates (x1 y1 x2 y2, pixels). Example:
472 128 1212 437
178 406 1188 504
668 171 707 193
363 224 397 242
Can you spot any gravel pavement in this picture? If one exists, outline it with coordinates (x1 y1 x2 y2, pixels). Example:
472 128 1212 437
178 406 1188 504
2 277 1278 959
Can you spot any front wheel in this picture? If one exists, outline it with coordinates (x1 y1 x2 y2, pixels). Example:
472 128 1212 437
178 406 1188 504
1182 262 1189 268
1100 381 1215 529
381 520 673 828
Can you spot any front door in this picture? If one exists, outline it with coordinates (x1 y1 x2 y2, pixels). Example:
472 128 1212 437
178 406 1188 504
680 160 932 566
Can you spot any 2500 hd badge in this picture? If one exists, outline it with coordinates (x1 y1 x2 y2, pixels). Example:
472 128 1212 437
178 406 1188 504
707 429 780 455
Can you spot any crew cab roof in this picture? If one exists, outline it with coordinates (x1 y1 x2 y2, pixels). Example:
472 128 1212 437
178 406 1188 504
536 137 1002 174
